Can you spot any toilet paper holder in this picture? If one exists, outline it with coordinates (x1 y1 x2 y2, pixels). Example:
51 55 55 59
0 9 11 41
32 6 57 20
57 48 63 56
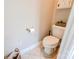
26 27 35 32
24 24 35 33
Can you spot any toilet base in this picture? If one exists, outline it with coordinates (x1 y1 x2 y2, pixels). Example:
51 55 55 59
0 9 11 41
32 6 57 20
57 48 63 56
41 47 57 58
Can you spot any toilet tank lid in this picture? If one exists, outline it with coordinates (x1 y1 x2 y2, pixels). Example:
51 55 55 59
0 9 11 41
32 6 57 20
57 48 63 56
52 25 65 29
43 36 59 45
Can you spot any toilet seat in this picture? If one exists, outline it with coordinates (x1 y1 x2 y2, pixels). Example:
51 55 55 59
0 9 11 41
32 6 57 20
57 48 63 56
43 36 59 48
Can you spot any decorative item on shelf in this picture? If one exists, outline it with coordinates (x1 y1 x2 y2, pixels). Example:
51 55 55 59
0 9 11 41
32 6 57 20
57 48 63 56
55 20 66 27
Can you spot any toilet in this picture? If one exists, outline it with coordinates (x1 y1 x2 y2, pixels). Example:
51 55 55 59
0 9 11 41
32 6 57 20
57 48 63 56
42 25 65 56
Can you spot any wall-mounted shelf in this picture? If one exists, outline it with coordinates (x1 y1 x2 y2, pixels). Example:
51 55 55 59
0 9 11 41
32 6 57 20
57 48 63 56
56 0 73 9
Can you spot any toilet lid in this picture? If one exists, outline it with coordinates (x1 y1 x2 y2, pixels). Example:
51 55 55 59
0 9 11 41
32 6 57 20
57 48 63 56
43 36 59 46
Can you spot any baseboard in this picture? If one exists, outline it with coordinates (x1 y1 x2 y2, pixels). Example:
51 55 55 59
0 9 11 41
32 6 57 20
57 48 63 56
20 42 41 55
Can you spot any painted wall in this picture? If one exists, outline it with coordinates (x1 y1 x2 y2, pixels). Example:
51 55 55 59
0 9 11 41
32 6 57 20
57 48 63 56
4 0 57 55
39 0 58 39
55 8 71 23
52 0 73 24
4 0 40 55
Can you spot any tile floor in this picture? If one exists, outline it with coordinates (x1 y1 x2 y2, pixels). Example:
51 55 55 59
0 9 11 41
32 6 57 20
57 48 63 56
21 45 59 59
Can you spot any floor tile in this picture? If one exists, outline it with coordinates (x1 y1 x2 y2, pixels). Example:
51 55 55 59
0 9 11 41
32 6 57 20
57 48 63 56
29 55 41 59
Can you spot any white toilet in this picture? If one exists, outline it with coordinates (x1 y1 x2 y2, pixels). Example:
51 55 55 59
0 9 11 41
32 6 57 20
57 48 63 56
42 25 65 55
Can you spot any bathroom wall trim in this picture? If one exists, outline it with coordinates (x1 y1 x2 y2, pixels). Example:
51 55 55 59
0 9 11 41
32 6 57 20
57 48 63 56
20 41 41 55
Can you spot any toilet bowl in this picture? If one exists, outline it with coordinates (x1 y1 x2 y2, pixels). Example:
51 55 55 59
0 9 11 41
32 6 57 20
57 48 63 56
42 25 65 55
43 36 59 55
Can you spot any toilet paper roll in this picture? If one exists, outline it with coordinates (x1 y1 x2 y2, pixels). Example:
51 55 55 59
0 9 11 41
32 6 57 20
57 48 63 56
26 27 35 33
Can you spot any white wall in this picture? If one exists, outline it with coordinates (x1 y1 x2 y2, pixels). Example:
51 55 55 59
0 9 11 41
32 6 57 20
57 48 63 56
52 8 71 24
4 0 57 55
55 8 71 23
4 0 40 55
39 0 58 39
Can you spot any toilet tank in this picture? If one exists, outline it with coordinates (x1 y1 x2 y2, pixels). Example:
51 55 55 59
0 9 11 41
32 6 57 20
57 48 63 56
52 25 65 39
